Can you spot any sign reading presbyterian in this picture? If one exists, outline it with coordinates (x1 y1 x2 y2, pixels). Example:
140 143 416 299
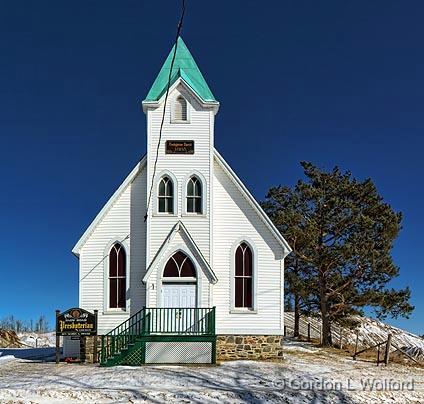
165 140 194 154
56 308 97 336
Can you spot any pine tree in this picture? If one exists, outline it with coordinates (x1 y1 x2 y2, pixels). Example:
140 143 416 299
262 186 312 337
263 162 414 346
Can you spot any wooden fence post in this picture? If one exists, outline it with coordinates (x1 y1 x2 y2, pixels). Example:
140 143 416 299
307 323 311 342
284 325 287 337
353 330 359 359
55 310 60 365
384 334 392 366
339 327 343 349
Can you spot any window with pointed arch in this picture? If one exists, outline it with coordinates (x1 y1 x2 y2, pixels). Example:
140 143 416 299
234 242 253 308
173 96 188 122
186 176 202 214
163 251 196 278
109 243 126 309
158 176 174 213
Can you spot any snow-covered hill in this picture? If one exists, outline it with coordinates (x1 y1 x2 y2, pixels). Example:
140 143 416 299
285 312 424 362
18 332 56 348
0 330 56 348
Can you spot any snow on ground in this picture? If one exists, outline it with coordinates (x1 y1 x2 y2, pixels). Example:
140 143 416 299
0 340 423 404
0 354 15 362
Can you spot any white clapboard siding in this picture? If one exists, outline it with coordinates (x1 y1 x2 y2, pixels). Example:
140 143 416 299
129 169 148 314
79 168 147 334
213 158 284 334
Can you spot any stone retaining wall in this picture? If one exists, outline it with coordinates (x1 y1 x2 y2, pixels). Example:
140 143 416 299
217 335 284 360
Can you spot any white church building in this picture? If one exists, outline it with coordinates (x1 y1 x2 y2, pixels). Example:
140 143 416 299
71 37 291 365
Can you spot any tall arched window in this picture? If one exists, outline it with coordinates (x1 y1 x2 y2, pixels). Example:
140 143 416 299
109 243 126 309
174 96 188 121
186 176 202 214
234 242 253 308
158 176 174 213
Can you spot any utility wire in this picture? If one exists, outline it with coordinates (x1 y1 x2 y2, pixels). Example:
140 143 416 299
79 1 186 282
144 0 186 222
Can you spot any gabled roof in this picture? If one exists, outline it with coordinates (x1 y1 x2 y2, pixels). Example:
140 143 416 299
213 149 292 256
143 221 218 284
71 156 146 256
144 36 217 103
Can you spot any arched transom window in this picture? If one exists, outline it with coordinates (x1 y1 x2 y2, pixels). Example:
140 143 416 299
109 243 126 309
234 242 253 308
174 96 188 121
186 176 202 214
163 251 196 278
158 176 174 213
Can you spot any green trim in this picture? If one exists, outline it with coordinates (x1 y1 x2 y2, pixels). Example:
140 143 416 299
141 340 146 364
211 339 217 364
144 36 217 103
137 334 216 343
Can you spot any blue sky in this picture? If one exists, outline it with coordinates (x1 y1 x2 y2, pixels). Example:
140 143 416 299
0 1 423 335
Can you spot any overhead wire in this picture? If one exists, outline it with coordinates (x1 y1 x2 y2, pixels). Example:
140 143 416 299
144 0 186 222
79 0 187 281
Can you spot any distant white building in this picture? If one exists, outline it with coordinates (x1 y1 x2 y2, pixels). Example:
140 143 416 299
71 37 291 365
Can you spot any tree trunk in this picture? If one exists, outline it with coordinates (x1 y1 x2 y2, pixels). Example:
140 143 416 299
294 293 300 337
319 271 332 346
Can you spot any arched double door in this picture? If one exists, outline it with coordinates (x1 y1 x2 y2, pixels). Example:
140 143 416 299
162 251 197 308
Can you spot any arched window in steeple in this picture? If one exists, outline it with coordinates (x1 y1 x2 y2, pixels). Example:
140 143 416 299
174 96 188 121
186 176 202 214
158 176 174 213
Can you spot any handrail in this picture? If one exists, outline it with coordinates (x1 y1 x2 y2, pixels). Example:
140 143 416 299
100 307 216 365
105 307 146 337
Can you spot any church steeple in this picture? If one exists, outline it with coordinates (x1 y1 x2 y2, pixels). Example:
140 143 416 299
143 36 217 103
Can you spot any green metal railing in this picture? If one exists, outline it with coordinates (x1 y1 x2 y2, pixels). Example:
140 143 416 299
100 307 215 365
145 307 215 335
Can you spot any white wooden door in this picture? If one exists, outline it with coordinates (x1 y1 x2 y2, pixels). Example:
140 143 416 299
162 284 196 308
161 284 196 333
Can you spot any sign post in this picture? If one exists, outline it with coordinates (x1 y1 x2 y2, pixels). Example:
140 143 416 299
93 310 98 363
55 309 60 364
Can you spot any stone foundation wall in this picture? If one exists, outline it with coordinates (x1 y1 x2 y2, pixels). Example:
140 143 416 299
79 335 283 363
80 336 101 363
217 335 283 360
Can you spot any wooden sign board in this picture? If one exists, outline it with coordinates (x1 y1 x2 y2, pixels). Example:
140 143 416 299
56 308 97 337
165 140 194 154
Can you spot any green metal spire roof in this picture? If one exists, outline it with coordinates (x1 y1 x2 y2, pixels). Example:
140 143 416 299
144 36 217 103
